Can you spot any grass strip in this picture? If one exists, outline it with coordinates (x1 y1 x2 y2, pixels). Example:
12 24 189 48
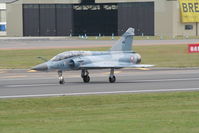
0 92 199 133
0 44 198 69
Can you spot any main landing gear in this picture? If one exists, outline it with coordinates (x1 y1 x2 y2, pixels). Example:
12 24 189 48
81 69 90 83
109 68 116 83
58 71 64 84
81 68 116 83
58 68 116 84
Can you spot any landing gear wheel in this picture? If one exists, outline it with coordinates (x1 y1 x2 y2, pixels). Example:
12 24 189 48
59 80 64 84
83 76 90 83
109 76 116 83
109 68 116 83
58 71 64 84
81 69 90 83
59 77 64 84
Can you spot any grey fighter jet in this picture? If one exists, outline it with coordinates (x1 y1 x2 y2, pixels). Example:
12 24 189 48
31 28 153 84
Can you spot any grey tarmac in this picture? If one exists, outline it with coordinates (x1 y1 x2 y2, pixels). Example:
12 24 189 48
0 39 199 50
0 68 199 98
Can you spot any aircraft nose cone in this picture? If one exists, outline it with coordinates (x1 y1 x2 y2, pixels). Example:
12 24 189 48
31 63 48 71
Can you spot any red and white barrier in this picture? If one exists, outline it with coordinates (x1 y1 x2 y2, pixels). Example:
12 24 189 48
188 44 199 53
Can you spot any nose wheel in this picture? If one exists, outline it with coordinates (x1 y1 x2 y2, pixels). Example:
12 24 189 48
81 69 90 83
109 68 116 83
58 71 64 84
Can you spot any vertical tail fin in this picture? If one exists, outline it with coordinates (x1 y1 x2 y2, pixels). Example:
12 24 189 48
110 28 135 52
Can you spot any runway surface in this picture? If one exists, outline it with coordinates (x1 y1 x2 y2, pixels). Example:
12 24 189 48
0 39 199 50
0 68 199 98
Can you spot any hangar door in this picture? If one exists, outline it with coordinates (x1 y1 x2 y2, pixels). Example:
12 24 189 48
118 2 154 36
73 4 118 36
39 5 56 36
23 4 40 36
23 4 72 36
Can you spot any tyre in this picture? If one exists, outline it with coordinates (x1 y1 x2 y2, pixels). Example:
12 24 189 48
109 76 116 83
83 76 90 83
59 77 64 84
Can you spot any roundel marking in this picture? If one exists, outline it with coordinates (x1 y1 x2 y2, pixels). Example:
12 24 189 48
130 56 134 63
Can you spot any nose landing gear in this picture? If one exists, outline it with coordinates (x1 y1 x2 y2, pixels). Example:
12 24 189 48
58 71 64 84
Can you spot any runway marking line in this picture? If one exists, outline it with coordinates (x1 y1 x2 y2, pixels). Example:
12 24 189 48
2 75 27 78
4 77 199 88
28 70 37 72
102 71 121 75
0 70 7 74
6 83 57 88
1 88 199 99
140 77 199 82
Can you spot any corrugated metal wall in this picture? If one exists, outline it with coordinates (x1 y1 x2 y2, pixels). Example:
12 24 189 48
56 5 73 36
23 4 40 36
23 4 72 36
39 4 56 36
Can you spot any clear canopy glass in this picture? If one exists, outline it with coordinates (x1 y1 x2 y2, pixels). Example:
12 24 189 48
50 51 86 61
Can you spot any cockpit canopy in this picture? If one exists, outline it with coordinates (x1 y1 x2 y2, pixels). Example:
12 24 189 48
50 51 88 61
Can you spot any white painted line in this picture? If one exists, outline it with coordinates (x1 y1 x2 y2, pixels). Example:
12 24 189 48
5 77 199 88
6 83 57 88
3 75 27 78
102 71 122 75
139 78 199 82
1 88 199 99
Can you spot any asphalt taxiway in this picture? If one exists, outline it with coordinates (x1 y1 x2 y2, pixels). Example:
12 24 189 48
0 39 199 50
0 68 199 98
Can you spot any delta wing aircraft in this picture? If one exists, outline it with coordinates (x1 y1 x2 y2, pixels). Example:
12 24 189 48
31 28 153 84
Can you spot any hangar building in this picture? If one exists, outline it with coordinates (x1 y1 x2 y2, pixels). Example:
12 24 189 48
5 0 199 37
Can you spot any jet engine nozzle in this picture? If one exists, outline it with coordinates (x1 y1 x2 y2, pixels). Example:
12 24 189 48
136 53 141 64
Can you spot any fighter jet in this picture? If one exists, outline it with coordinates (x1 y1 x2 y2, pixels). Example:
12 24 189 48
31 28 153 84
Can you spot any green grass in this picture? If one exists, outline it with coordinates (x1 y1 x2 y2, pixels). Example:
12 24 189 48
134 44 199 67
0 47 107 69
1 92 199 133
0 44 198 69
